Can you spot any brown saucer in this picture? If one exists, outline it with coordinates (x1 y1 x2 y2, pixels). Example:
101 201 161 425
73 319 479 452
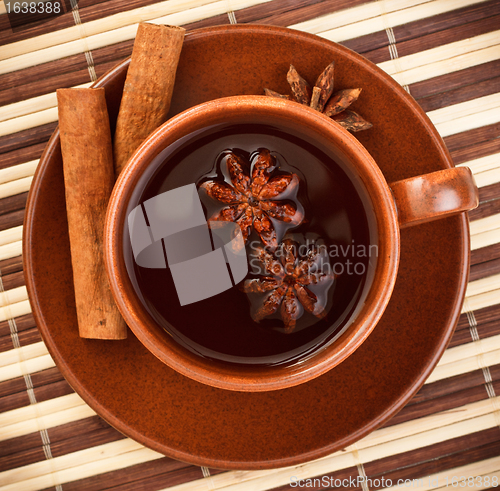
24 25 469 470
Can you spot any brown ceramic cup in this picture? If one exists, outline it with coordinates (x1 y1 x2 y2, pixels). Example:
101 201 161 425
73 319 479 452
104 95 478 392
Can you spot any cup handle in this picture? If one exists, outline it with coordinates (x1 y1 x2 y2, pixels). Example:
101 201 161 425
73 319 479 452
388 167 479 229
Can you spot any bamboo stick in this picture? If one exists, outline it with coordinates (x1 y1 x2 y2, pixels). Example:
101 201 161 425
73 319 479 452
0 404 96 442
0 340 47 368
379 30 500 75
0 403 95 442
364 413 500 463
0 285 27 309
0 107 57 136
0 353 55 383
471 244 500 270
0 83 90 123
0 225 22 247
0 107 58 137
363 396 500 448
1 446 163 491
428 93 500 125
461 289 500 313
383 44 500 86
0 0 487 75
470 214 500 236
0 25 136 75
0 257 23 278
0 240 22 262
0 438 156 488
457 153 500 174
0 0 211 61
0 299 31 322
465 273 500 298
427 347 500 383
0 160 38 185
471 228 500 251
435 106 500 138
437 333 500 366
473 167 500 188
0 0 271 75
292 0 438 35
0 91 57 123
319 0 488 44
462 205 499 226
0 0 495 91
0 392 83 428
0 270 26 291
0 147 44 171
0 176 33 199
0 311 34 330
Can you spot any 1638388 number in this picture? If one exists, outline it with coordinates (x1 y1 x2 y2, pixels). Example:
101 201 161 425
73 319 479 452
4 1 71 31
445 476 499 487
6 2 61 13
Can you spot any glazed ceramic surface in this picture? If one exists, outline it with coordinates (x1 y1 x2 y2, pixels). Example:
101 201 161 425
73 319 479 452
24 25 470 469
105 96 401 392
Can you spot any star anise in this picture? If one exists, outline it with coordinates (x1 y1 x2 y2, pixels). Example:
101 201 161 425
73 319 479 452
242 238 336 333
199 149 304 251
264 62 372 132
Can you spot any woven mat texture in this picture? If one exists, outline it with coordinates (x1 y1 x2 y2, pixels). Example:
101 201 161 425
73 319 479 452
0 0 500 489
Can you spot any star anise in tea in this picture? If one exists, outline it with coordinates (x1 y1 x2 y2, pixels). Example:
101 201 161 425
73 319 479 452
242 238 336 333
264 62 373 132
199 149 304 251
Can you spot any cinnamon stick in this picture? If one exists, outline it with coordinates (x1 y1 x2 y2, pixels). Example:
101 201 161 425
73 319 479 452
113 23 185 176
57 88 127 340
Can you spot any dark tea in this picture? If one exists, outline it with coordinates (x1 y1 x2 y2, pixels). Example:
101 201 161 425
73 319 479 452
124 124 374 367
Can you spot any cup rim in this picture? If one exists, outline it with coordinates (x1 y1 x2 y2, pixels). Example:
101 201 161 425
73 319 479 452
104 95 400 391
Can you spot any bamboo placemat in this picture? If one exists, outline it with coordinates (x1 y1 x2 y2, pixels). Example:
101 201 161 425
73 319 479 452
1 0 500 489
